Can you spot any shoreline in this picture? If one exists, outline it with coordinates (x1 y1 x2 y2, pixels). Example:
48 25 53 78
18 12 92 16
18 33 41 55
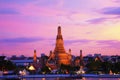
0 74 120 79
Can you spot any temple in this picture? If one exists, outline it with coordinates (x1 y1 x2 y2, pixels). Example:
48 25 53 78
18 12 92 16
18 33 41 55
48 26 71 66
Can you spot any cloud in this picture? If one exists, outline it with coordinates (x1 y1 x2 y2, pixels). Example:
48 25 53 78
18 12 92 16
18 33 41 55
36 0 60 6
113 0 120 3
96 40 120 49
86 16 120 24
0 0 34 4
65 39 92 45
0 37 43 43
86 17 106 24
0 8 19 15
101 7 120 15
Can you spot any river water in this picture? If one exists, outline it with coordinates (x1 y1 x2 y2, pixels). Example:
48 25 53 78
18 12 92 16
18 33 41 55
22 78 120 80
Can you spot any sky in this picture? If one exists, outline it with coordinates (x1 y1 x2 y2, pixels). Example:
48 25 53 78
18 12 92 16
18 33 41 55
0 0 120 57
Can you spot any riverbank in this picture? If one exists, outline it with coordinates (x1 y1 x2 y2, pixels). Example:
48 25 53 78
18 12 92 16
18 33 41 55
0 74 120 79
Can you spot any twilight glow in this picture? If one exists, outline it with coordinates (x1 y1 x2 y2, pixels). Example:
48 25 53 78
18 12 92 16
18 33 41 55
0 0 120 57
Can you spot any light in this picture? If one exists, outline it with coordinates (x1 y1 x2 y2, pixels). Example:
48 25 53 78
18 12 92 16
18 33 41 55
3 71 8 75
76 67 85 74
28 65 35 71
19 70 27 75
48 67 51 70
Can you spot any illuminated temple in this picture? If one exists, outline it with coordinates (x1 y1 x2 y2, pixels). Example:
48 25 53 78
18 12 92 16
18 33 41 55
48 26 71 66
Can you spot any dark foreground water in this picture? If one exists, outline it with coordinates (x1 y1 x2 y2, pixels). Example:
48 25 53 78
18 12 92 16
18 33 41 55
21 78 120 80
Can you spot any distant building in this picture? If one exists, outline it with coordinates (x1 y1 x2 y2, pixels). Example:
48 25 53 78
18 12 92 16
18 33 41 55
11 60 33 66
74 50 84 67
10 55 27 60
39 53 48 68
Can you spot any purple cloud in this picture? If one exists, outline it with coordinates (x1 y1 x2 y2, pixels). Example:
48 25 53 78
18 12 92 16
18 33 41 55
96 40 120 49
36 0 59 7
0 0 34 4
113 0 120 3
0 37 43 43
65 39 92 45
101 7 120 15
86 17 106 24
0 8 19 15
85 32 92 34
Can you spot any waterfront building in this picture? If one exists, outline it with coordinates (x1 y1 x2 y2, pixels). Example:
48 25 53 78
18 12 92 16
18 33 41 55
94 56 104 62
10 55 33 66
11 59 33 66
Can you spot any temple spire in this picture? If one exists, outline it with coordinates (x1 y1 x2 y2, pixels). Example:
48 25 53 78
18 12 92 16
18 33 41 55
69 49 71 54
58 26 61 35
56 26 63 40
33 50 37 63
80 50 83 60
80 50 84 66
53 26 71 65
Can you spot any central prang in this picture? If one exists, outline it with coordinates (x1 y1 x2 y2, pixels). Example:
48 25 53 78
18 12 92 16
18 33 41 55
48 26 71 66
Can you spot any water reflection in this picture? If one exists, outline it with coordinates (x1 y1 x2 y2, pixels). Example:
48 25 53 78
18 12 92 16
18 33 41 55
41 78 46 80
21 78 120 80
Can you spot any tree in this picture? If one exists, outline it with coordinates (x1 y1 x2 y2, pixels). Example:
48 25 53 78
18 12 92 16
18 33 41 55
101 61 113 74
41 66 51 74
86 60 102 73
0 60 16 71
59 64 73 74
113 62 120 73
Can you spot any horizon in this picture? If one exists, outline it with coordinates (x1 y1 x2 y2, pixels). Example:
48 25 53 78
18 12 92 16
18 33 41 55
0 0 120 57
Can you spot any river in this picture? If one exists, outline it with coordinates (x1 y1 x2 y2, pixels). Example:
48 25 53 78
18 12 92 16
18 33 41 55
21 78 120 80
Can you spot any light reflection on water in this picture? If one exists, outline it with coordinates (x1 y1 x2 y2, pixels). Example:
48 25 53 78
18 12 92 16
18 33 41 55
22 78 120 80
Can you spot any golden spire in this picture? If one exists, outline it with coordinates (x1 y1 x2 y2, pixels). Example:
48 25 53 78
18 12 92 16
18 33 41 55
69 49 71 54
54 26 70 65
58 26 61 35
80 50 83 60
80 50 84 66
55 26 65 53
33 50 37 62
56 26 63 40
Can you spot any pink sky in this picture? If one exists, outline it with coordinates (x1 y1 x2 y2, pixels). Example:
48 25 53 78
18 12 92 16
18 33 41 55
0 0 120 57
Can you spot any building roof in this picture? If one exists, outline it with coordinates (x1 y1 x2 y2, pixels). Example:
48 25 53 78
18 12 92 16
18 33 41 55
11 60 33 63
